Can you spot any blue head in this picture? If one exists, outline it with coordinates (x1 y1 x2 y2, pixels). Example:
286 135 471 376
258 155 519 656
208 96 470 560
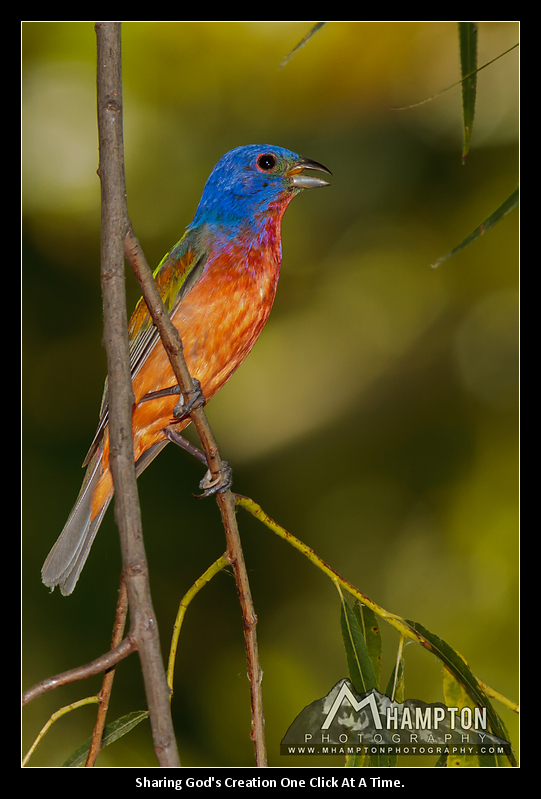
191 144 331 231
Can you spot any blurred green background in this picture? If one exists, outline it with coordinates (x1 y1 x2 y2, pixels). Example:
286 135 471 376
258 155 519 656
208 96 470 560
22 21 519 767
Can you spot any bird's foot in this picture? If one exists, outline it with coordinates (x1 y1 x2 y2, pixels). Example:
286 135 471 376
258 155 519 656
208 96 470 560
140 379 205 422
195 462 233 499
173 378 205 421
164 426 232 498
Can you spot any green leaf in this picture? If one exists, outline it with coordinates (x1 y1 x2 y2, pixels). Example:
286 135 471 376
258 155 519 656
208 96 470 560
354 602 382 689
341 599 386 767
280 22 327 68
62 710 149 767
431 188 519 268
340 598 378 695
443 667 490 767
406 620 516 766
459 22 478 162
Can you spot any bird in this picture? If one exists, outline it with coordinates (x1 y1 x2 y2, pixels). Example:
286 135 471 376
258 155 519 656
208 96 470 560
42 144 331 595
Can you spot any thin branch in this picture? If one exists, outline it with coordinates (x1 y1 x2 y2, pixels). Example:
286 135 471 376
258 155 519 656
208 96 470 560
22 637 136 705
219 492 266 762
86 575 129 766
23 696 100 767
236 493 520 721
124 227 267 766
167 556 229 693
95 21 180 768
124 227 223 479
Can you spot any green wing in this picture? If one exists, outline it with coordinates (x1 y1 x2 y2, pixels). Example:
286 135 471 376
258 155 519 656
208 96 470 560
82 231 208 466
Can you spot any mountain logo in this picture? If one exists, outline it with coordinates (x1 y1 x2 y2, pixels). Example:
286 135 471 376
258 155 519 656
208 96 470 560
281 679 511 756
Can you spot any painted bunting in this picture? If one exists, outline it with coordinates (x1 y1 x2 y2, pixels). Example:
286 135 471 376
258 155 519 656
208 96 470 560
42 144 331 595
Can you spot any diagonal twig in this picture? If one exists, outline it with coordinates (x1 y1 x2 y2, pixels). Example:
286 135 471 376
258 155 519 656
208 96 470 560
22 637 136 705
124 227 267 766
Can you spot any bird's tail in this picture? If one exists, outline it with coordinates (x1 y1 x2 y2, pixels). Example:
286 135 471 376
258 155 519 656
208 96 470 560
42 439 169 595
41 453 111 595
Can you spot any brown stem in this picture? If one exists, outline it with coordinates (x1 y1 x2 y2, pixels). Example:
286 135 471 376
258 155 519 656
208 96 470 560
124 227 267 766
22 637 136 705
85 575 129 766
95 21 180 767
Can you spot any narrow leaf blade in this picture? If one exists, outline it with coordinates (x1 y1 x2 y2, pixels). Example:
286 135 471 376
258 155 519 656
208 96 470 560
432 188 519 268
340 599 378 695
354 602 382 688
406 620 516 766
62 710 149 767
280 22 327 68
459 22 479 162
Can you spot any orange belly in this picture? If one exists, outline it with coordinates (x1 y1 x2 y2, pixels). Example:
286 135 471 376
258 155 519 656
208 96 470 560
90 247 280 518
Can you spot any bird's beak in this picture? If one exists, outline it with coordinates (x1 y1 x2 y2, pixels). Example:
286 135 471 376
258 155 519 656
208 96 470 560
287 157 332 189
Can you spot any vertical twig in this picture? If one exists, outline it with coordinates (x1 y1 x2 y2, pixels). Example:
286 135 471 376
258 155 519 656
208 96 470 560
217 491 266 763
85 576 129 766
95 21 180 767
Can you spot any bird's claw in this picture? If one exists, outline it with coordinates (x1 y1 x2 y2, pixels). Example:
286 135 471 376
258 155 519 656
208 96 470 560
164 425 232 498
172 378 205 421
195 461 233 499
140 378 205 422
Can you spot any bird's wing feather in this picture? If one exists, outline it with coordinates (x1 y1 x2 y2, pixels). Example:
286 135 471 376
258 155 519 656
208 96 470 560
82 232 208 466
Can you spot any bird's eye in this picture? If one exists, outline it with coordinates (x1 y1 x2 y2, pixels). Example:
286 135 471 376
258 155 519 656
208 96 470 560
257 153 277 172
